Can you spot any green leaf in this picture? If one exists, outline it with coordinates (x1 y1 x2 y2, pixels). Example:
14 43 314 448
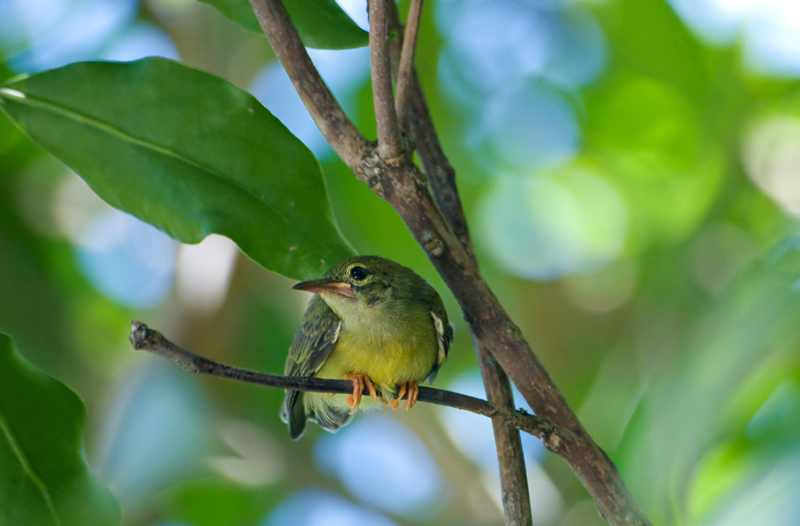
0 59 356 281
0 332 120 526
199 0 368 49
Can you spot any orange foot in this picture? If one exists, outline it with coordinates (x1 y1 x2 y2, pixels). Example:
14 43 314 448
389 379 419 413
345 372 378 414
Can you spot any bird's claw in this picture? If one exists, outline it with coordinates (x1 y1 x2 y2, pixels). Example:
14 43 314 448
345 372 378 414
390 379 419 413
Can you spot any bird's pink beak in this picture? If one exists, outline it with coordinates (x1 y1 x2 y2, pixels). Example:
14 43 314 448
292 278 356 298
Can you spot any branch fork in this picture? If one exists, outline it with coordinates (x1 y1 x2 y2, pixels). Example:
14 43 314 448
240 1 650 524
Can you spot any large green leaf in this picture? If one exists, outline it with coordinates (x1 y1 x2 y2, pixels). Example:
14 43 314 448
199 0 368 49
0 332 120 526
0 59 356 281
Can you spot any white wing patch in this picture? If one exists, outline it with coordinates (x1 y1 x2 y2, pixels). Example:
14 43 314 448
311 320 342 375
332 320 342 344
431 311 447 366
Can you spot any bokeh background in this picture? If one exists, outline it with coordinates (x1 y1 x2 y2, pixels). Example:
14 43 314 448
3 0 800 524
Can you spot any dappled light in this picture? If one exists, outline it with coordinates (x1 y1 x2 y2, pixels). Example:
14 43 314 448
3 0 800 525
250 47 371 157
93 363 212 507
479 171 627 279
263 489 398 526
314 414 445 516
74 210 178 309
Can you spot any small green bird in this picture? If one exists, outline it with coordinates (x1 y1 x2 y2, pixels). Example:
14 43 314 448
280 256 454 439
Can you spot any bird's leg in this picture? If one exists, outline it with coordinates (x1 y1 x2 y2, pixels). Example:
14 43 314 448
405 379 419 413
389 379 419 412
345 372 378 414
345 372 363 413
363 375 378 405
390 382 406 410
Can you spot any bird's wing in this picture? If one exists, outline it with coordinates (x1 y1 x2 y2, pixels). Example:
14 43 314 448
284 295 342 378
282 296 342 439
426 306 454 384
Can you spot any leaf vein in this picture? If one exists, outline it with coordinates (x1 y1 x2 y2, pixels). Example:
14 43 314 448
0 406 61 526
4 92 294 226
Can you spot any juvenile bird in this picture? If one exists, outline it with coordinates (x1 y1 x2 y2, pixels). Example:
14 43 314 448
280 256 453 440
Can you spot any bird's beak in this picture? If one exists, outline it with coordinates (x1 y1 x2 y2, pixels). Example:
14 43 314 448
292 278 356 298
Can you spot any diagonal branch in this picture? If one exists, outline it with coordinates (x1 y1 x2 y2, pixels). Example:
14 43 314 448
246 2 652 525
386 6 530 525
248 0 370 168
394 0 423 131
476 342 534 526
129 321 561 445
369 0 403 160
386 7 531 525
406 75 476 260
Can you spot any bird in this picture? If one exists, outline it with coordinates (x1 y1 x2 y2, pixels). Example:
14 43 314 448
280 255 453 440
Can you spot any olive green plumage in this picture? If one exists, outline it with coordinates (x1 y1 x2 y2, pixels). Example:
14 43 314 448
280 256 453 440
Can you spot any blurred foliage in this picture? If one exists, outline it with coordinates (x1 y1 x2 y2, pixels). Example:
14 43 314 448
1 0 800 525
197 0 369 49
0 333 121 526
0 58 355 281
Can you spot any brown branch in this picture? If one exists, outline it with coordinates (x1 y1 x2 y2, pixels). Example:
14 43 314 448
477 343 533 526
384 17 475 258
129 321 559 444
406 75 476 260
385 6 531 524
369 163 650 526
394 0 423 131
387 7 530 525
248 0 369 168
369 0 403 160
246 2 651 525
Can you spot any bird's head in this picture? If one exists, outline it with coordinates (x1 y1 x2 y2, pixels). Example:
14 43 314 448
292 256 424 319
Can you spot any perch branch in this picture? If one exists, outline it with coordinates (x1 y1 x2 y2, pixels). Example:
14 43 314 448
129 321 560 447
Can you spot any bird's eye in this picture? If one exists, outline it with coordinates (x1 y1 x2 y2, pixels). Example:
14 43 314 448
349 266 369 281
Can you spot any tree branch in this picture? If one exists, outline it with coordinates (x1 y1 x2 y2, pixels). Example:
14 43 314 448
477 343 533 526
384 7 532 524
384 16 475 258
247 0 370 168
406 73 476 259
387 7 531 525
129 321 560 445
247 2 651 524
394 0 423 131
369 0 403 160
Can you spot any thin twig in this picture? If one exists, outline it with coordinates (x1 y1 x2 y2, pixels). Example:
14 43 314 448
369 0 403 160
129 321 559 445
394 0 423 131
248 0 369 168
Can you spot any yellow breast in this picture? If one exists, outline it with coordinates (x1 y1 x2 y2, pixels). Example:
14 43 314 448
315 310 438 397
